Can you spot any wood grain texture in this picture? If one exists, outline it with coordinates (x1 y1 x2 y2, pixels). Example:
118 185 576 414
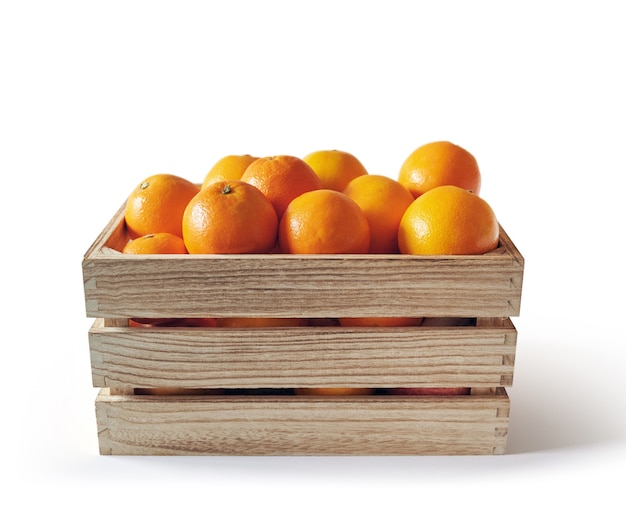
89 318 517 389
82 206 524 319
96 388 510 455
84 203 523 456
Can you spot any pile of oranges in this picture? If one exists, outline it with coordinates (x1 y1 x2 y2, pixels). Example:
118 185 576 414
122 143 498 397
122 141 500 257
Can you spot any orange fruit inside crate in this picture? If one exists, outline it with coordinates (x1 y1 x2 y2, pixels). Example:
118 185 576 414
398 140 481 197
124 173 200 239
182 180 278 254
279 189 370 254
240 155 323 218
122 232 188 254
302 149 368 192
343 174 415 253
202 154 259 189
398 185 499 255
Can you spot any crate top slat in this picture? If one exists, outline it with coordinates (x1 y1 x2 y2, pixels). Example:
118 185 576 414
82 204 524 319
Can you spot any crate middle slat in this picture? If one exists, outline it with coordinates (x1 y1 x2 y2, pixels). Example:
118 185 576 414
89 318 517 390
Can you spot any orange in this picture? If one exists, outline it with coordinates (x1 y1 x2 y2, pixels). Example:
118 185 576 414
398 185 499 255
398 141 481 197
279 189 370 254
302 149 368 192
240 155 323 218
122 232 188 254
216 317 309 327
338 317 423 327
124 174 200 239
202 154 259 189
343 174 415 253
294 388 375 396
182 180 278 254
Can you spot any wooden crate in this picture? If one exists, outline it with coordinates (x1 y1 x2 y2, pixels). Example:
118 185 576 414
83 204 524 456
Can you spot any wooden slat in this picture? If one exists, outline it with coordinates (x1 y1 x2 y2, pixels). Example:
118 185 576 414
88 318 517 389
82 207 524 319
95 388 509 456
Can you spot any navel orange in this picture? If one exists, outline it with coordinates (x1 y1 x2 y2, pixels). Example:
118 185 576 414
398 185 499 255
122 232 188 254
278 189 370 254
182 180 278 254
240 155 322 218
343 174 415 253
302 149 368 192
398 141 481 197
124 174 200 239
201 154 259 189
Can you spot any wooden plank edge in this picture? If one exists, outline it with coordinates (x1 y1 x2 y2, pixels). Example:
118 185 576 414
94 387 509 456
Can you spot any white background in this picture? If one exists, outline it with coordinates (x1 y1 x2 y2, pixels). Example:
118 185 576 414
3 1 625 519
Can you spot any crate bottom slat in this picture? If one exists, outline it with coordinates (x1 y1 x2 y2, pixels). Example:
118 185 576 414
95 387 510 456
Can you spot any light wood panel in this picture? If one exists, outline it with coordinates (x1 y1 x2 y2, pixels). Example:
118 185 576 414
89 318 517 389
83 206 524 319
96 388 510 456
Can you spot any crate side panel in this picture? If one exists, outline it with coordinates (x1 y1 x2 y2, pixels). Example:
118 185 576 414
95 390 509 455
83 208 523 319
89 319 517 389
84 254 522 319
